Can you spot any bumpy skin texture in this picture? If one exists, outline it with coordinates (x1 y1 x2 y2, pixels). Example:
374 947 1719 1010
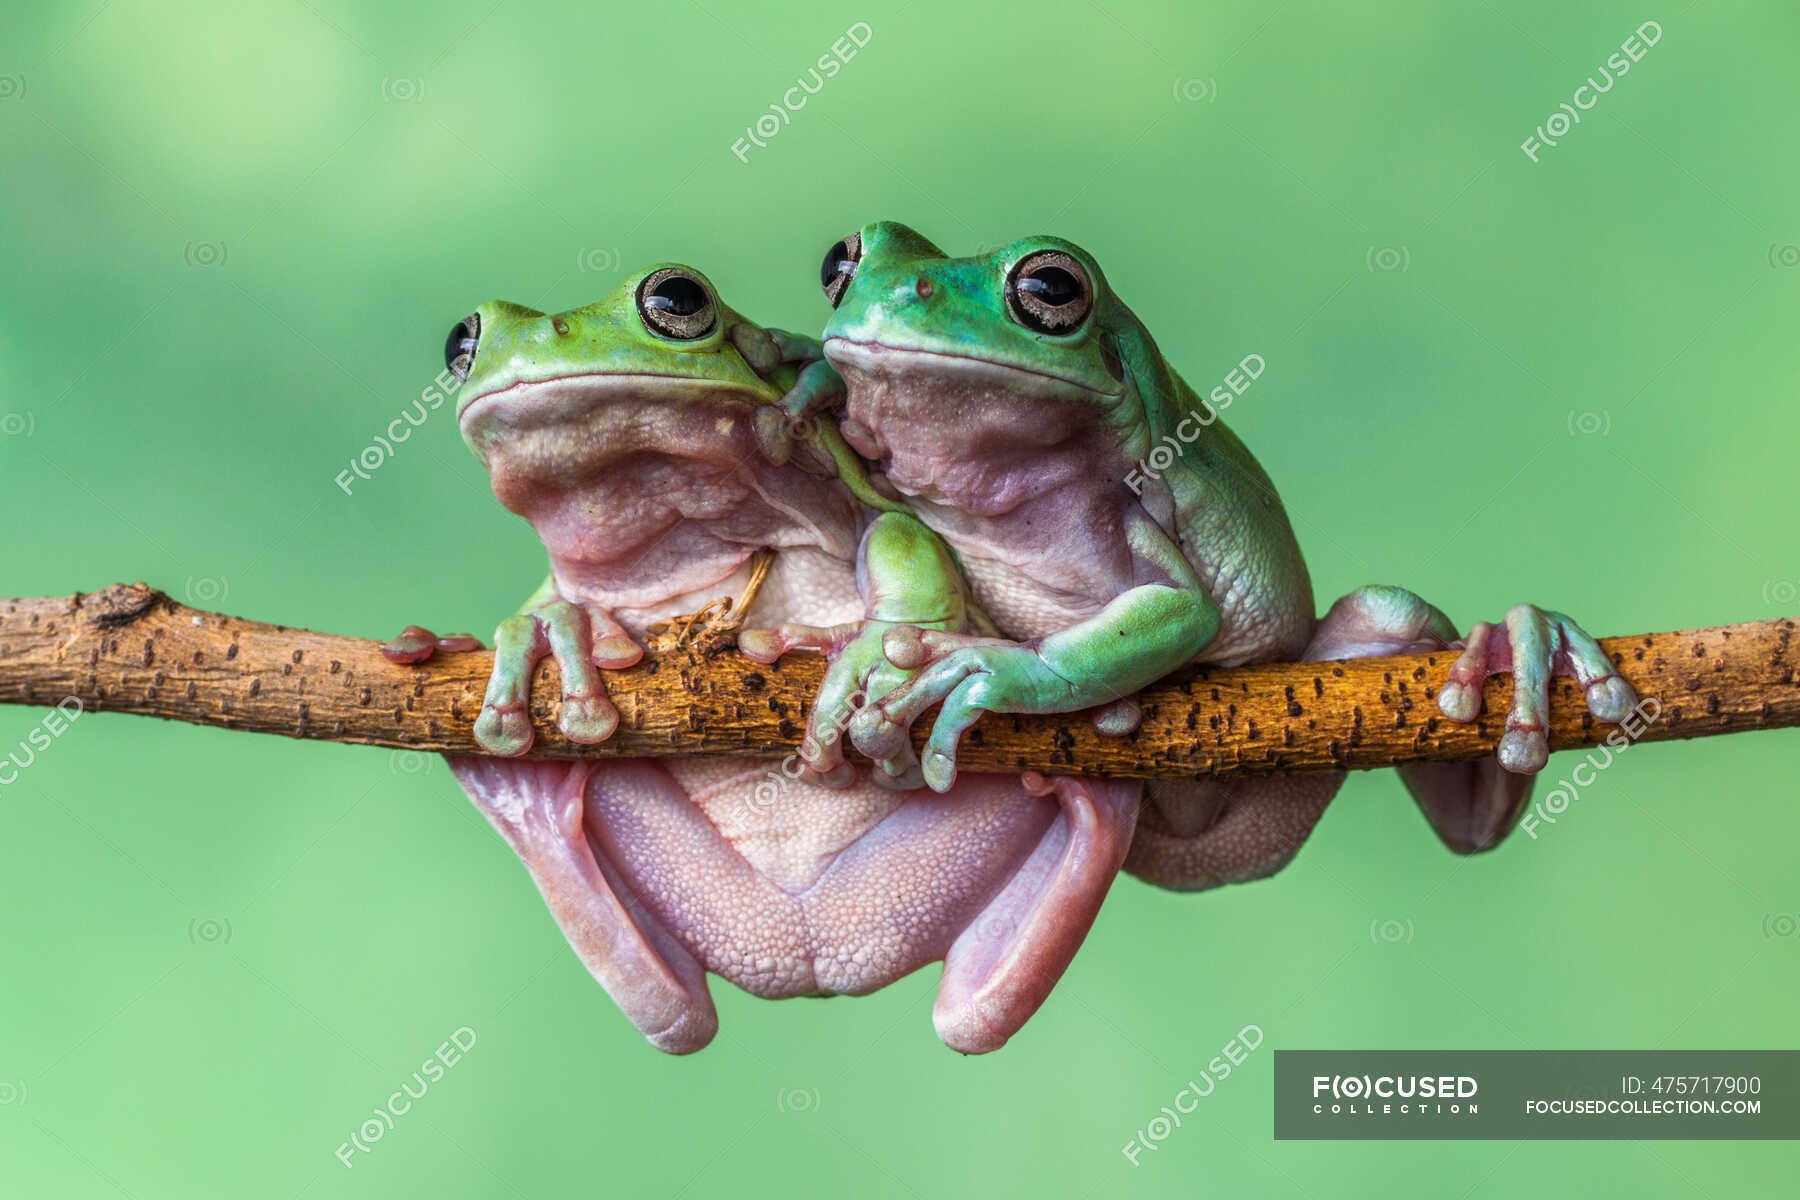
428 266 1137 1054
804 222 1634 879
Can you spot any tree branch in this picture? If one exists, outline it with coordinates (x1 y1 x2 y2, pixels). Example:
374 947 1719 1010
1 584 1794 779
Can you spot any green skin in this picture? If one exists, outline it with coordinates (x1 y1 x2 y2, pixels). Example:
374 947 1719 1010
405 267 980 783
776 222 1636 797
387 269 1155 1056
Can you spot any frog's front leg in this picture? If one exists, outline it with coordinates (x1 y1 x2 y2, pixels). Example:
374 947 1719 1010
1435 603 1635 774
474 581 642 756
732 324 846 464
851 508 1220 792
740 511 975 790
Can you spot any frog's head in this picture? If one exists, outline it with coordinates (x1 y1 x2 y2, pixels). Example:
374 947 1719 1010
447 264 787 472
818 223 1173 485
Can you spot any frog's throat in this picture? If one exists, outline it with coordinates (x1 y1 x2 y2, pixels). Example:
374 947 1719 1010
823 337 1123 400
455 370 771 427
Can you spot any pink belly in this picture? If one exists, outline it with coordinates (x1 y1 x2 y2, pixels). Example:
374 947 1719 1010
586 758 1060 997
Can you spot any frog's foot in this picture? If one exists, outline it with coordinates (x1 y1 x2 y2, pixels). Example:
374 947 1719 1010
1305 586 1621 853
850 630 1076 793
752 365 842 464
738 618 925 790
1126 775 1347 892
1124 587 1456 893
378 625 482 665
449 756 717 1053
881 625 1144 737
738 325 844 464
1436 603 1635 774
472 601 636 756
934 774 1139 1054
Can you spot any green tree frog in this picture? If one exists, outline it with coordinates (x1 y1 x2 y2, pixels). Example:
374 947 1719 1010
758 222 1635 885
390 265 1138 1053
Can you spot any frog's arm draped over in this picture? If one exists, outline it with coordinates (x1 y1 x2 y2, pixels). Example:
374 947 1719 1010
392 265 1138 1054
759 221 1635 882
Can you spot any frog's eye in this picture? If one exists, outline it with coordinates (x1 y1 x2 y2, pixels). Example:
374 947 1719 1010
637 268 716 340
820 232 862 308
1005 250 1092 335
444 312 480 381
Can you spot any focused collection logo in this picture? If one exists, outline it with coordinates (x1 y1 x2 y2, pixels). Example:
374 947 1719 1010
1311 1073 1480 1118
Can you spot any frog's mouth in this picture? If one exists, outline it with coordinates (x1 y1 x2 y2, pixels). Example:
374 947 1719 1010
822 338 1123 399
455 371 760 429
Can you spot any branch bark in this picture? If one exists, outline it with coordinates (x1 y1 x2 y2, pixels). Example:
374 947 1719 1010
1 584 1794 780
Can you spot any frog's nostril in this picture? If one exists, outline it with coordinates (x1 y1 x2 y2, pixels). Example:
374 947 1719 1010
444 313 480 381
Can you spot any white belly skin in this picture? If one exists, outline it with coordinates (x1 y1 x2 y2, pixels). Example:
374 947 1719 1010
588 547 1079 997
453 523 1141 1054
588 761 1058 998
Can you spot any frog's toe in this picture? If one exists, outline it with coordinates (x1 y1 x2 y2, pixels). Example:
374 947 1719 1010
1497 727 1549 774
737 620 858 665
1586 674 1636 722
1437 621 1499 723
871 755 925 791
380 625 442 664
728 321 783 376
798 759 857 789
1552 614 1634 721
474 704 533 757
879 623 931 669
1090 696 1142 737
753 405 794 465
848 706 912 761
736 626 785 663
1436 679 1482 722
921 750 959 794
558 693 620 744
880 626 1007 671
592 635 642 670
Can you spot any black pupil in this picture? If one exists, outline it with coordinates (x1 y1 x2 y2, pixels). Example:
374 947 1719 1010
822 241 853 287
1020 266 1080 307
445 321 475 365
647 276 707 316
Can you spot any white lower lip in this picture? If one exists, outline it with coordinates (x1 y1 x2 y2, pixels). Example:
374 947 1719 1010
457 372 747 427
824 338 1121 397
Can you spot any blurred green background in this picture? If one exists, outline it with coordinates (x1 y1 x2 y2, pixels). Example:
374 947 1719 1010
2 0 1795 1195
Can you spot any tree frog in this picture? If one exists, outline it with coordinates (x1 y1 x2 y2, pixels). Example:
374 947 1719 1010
761 222 1635 881
392 265 1139 1053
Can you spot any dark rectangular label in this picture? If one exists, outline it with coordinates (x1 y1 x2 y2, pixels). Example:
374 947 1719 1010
1274 1051 1799 1140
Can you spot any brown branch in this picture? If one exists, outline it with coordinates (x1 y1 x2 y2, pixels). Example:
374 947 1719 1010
0 584 1795 780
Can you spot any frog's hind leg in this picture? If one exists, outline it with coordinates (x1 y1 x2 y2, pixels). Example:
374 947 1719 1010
1313 585 1536 854
933 776 1139 1055
1125 584 1456 891
449 757 718 1054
